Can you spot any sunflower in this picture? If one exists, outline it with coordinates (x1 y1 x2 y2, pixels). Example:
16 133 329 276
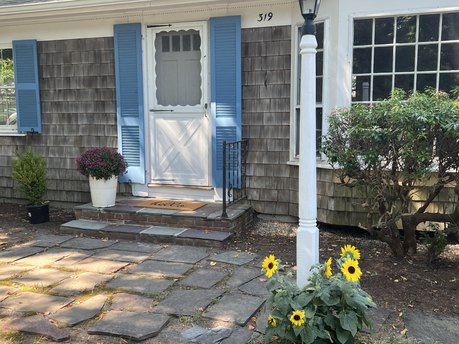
340 244 361 260
267 314 277 327
290 310 305 326
262 254 278 278
341 258 362 282
324 257 332 278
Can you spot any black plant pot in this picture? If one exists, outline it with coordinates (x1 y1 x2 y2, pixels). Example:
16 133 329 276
27 203 50 224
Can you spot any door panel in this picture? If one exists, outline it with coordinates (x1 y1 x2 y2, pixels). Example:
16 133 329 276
147 24 209 186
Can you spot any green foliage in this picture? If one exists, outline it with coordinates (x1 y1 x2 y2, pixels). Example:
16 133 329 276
0 58 14 85
263 249 376 344
322 89 459 256
11 150 47 205
420 223 448 264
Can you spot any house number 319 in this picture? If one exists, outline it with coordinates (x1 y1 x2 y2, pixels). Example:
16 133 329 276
258 12 273 22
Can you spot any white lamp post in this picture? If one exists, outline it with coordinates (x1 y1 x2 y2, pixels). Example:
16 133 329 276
297 0 321 288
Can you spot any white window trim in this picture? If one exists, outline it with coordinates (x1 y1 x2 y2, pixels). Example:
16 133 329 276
289 18 329 165
0 47 20 136
348 7 459 105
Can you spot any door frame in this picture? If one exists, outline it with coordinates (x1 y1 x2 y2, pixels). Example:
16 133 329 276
145 21 211 187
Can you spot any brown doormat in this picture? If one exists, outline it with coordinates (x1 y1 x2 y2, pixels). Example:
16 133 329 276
135 198 207 211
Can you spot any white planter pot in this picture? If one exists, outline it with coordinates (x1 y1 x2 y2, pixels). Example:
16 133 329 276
89 175 118 208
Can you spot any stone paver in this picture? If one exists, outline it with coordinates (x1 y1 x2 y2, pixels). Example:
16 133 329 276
0 246 44 263
92 249 150 263
238 277 269 297
405 310 459 344
110 241 162 254
0 315 70 341
0 292 73 313
106 274 174 295
28 234 75 248
177 229 232 242
154 289 223 316
88 311 170 341
12 268 72 287
109 293 155 313
152 245 209 264
0 264 32 280
128 260 193 278
221 327 254 344
0 285 17 301
210 251 257 266
51 272 113 295
71 257 129 274
203 292 265 326
255 305 270 334
14 248 75 266
140 226 186 237
60 237 117 250
51 295 107 326
182 324 232 343
362 308 394 334
50 250 94 268
227 266 263 288
61 219 109 231
180 268 228 289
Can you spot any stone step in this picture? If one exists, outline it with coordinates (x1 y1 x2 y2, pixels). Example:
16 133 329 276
60 220 233 248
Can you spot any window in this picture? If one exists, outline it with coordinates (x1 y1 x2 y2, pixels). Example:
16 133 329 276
291 22 325 160
0 48 16 131
352 12 459 103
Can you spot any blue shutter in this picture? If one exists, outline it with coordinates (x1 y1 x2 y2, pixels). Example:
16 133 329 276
210 16 242 187
114 23 145 184
13 40 42 133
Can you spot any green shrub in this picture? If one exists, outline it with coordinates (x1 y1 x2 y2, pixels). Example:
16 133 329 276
262 246 376 344
11 150 47 205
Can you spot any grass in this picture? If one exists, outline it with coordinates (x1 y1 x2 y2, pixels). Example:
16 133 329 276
0 331 23 344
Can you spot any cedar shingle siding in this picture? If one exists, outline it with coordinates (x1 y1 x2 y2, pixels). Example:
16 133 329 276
242 26 299 216
0 37 130 205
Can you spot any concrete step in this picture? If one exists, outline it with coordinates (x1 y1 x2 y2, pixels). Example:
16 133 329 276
60 220 233 248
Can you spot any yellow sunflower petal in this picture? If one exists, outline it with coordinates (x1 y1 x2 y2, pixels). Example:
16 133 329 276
267 314 277 327
262 255 278 278
289 310 305 326
325 257 333 278
340 244 361 260
341 258 362 282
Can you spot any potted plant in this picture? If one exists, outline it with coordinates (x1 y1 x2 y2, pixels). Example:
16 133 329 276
11 150 49 224
76 147 128 208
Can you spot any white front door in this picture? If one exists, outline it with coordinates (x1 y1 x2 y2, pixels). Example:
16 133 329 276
147 23 209 186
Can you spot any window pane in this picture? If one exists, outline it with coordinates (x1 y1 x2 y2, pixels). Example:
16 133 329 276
161 36 170 52
396 16 416 43
316 51 323 76
396 45 415 72
316 22 324 49
417 73 437 92
353 48 372 74
373 75 392 100
440 43 459 70
352 75 371 102
417 44 438 71
172 35 180 51
354 19 373 46
182 35 191 51
442 13 459 41
374 46 393 73
375 17 394 44
419 14 440 42
439 73 459 93
193 34 201 51
316 77 323 103
0 48 16 126
395 74 414 94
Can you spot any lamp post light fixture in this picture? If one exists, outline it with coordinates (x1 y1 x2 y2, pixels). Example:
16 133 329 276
297 0 321 288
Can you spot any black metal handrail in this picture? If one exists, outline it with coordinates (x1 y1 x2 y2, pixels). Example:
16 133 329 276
222 140 248 218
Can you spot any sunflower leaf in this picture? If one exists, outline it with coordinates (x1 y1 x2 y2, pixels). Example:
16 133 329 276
336 327 351 344
339 310 358 336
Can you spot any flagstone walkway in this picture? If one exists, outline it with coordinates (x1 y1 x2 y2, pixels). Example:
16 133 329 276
0 234 267 343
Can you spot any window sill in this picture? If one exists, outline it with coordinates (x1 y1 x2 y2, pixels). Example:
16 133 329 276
287 158 332 169
0 131 27 137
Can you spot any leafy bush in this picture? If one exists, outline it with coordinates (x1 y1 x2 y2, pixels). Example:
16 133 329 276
322 89 459 257
263 246 376 344
420 223 448 264
11 150 47 205
77 147 127 180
